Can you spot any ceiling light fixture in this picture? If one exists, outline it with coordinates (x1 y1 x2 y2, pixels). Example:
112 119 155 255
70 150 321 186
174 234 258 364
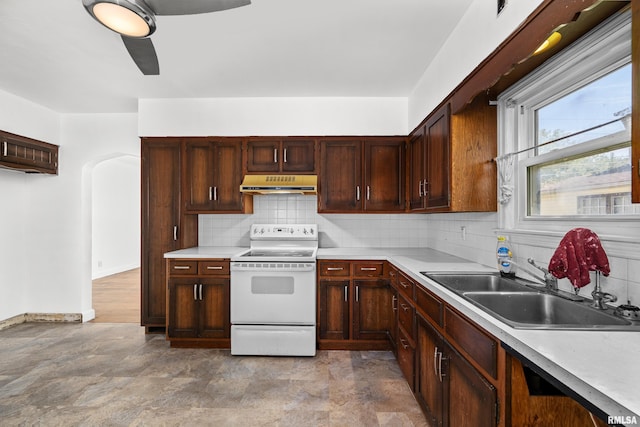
532 31 562 56
82 0 156 38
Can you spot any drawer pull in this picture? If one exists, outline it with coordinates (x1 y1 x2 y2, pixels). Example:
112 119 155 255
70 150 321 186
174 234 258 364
360 267 377 271
173 265 191 270
207 266 224 270
392 295 397 312
400 303 410 312
327 267 344 271
400 281 410 288
400 338 409 350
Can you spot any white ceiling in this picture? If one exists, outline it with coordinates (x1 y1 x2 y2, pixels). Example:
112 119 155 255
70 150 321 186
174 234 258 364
0 0 474 113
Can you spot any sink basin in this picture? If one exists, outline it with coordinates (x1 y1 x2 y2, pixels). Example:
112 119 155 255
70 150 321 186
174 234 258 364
464 291 633 329
421 272 639 330
422 272 538 293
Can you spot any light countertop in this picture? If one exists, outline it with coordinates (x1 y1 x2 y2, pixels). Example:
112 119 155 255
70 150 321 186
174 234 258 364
166 246 639 423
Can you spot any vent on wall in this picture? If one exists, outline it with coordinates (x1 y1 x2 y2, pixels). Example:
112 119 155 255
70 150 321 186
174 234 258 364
0 130 59 175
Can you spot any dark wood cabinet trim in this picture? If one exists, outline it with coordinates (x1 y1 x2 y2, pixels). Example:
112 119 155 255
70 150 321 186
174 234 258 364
0 130 58 174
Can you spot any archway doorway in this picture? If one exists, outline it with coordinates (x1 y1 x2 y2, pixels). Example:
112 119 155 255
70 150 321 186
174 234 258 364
91 155 140 323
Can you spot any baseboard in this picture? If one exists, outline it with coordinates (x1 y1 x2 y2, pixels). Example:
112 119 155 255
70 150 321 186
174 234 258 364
0 312 83 331
92 263 140 280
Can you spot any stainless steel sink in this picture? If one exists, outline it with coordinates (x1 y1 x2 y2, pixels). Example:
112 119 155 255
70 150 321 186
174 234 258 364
422 272 538 293
421 272 640 330
464 291 633 329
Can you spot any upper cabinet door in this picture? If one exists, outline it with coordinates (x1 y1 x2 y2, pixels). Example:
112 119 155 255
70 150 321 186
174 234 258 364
184 139 244 213
281 139 316 173
408 128 426 211
184 139 216 211
425 104 451 210
246 139 281 172
364 138 406 212
212 141 244 212
319 139 363 212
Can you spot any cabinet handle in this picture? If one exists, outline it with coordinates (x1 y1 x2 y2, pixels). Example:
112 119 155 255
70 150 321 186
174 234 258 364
213 186 217 201
392 295 397 312
355 285 359 302
327 267 344 271
344 285 348 302
209 186 213 201
2 141 6 157
400 303 409 312
193 284 198 301
356 186 360 201
400 338 409 350
418 180 423 197
173 226 178 241
423 179 429 196
199 284 203 301
173 265 191 270
434 346 439 377
366 186 370 200
438 352 446 383
400 281 410 289
284 148 287 163
360 267 377 271
207 266 223 270
274 148 278 163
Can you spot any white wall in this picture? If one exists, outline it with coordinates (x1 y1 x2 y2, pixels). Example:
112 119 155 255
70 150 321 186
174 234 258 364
92 156 141 279
138 97 408 136
408 0 544 129
0 89 60 322
0 98 140 322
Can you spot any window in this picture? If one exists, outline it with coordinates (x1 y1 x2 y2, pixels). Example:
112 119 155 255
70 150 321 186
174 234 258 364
498 9 638 232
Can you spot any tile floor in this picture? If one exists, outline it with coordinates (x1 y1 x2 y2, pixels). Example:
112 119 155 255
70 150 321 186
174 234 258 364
0 322 429 426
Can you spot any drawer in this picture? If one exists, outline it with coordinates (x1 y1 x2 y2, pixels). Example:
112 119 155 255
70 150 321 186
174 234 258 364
396 271 415 299
416 285 443 327
397 325 415 390
389 266 399 287
353 261 384 277
199 260 229 276
168 260 198 275
397 293 415 338
318 261 350 276
445 306 498 379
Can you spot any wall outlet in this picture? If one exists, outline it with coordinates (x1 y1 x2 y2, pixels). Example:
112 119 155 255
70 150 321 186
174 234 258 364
460 226 467 241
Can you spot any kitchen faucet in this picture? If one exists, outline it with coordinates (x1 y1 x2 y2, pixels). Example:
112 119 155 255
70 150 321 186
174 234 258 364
591 271 617 310
509 258 558 291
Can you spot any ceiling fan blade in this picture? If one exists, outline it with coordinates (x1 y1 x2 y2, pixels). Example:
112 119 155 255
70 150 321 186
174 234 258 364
145 0 251 16
121 36 160 75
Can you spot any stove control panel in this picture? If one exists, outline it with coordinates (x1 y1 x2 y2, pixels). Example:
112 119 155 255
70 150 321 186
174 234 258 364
250 224 317 240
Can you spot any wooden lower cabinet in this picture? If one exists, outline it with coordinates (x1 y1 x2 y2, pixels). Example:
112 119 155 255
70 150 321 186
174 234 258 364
317 260 393 350
166 259 230 348
416 312 498 427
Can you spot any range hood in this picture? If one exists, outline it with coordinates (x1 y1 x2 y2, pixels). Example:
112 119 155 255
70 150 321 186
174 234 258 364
239 175 317 195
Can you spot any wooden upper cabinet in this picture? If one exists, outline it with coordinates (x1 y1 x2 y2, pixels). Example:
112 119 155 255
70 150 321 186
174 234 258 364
184 138 244 213
319 137 406 213
246 138 316 173
409 97 496 213
319 139 362 212
364 138 406 212
425 104 451 210
0 130 58 175
408 128 426 211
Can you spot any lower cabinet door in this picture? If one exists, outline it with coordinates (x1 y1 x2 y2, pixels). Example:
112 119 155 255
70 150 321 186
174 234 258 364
416 314 444 427
445 341 497 427
167 278 199 338
353 279 392 340
198 278 230 339
318 279 350 340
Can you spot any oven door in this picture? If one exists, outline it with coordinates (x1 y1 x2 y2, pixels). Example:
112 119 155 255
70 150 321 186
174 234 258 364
230 262 316 325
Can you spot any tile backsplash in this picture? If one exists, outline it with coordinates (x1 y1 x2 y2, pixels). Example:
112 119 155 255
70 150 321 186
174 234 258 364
199 195 429 248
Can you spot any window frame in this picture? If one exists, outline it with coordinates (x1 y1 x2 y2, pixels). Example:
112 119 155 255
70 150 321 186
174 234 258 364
497 9 636 236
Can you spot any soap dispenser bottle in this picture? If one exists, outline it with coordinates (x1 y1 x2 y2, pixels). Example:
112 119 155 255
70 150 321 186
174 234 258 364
496 235 515 277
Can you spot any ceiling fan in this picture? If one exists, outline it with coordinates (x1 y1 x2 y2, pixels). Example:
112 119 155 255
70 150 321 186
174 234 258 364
82 0 251 75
